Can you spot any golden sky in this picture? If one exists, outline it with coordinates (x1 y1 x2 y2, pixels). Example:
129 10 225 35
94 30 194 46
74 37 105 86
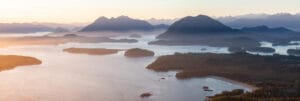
0 0 299 23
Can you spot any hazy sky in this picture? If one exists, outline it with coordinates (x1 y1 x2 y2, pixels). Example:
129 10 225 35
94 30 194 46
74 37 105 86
0 0 299 23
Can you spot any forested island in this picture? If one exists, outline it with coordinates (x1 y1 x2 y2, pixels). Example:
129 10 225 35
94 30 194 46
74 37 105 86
63 48 121 55
0 34 137 48
287 49 300 56
0 55 42 71
124 48 155 57
146 53 300 101
228 47 275 53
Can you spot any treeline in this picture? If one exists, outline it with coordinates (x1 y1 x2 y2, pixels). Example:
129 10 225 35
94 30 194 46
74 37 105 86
146 52 300 100
209 83 300 101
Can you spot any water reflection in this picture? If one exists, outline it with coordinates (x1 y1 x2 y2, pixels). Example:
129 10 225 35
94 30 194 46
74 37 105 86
0 46 246 101
0 32 269 101
61 34 229 56
260 41 300 55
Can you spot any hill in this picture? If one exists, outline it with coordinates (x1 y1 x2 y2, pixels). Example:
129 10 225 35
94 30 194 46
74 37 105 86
81 16 159 32
151 14 300 47
158 15 240 39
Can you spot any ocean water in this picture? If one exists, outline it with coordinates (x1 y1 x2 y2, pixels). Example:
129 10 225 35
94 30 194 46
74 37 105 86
0 45 248 101
0 32 297 101
260 41 300 55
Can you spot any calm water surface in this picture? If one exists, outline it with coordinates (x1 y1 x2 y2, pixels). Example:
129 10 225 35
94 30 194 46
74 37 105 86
2 32 295 101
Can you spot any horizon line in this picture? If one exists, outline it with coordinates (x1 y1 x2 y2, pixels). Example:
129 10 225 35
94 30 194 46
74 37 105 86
0 12 299 24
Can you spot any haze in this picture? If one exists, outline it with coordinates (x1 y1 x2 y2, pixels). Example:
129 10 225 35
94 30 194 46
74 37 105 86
0 0 299 23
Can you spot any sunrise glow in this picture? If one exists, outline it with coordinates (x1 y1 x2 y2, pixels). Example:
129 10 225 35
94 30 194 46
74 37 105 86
0 0 299 23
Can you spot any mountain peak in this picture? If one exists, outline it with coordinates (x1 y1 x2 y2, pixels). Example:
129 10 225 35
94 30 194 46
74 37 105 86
80 16 156 32
196 15 211 18
157 14 240 39
164 15 238 34
116 15 130 19
95 16 109 22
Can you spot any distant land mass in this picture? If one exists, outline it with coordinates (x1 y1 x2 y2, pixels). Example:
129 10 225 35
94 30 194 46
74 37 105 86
63 48 121 56
157 15 241 39
218 13 300 31
80 16 168 32
0 23 61 33
124 48 155 57
0 23 80 33
0 34 137 48
0 55 41 72
146 18 178 25
146 52 300 101
151 14 300 48
241 25 295 34
153 24 169 29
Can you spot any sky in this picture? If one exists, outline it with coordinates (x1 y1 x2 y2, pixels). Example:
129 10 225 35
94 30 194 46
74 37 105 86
0 0 299 23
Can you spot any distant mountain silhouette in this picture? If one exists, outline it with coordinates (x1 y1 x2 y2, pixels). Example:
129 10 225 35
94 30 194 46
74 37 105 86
153 24 169 29
146 18 178 25
151 14 300 48
53 27 70 33
0 23 54 33
0 23 75 33
158 15 240 39
218 13 300 31
241 25 295 34
81 16 161 32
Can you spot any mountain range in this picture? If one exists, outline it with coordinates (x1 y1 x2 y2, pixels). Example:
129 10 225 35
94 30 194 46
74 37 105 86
80 16 168 32
158 15 240 39
151 14 300 48
146 18 177 25
145 13 300 32
241 25 295 34
0 23 85 33
218 13 300 31
3 13 300 33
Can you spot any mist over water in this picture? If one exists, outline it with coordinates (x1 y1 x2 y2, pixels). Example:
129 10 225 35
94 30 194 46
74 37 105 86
0 32 254 101
0 0 298 100
0 31 299 100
